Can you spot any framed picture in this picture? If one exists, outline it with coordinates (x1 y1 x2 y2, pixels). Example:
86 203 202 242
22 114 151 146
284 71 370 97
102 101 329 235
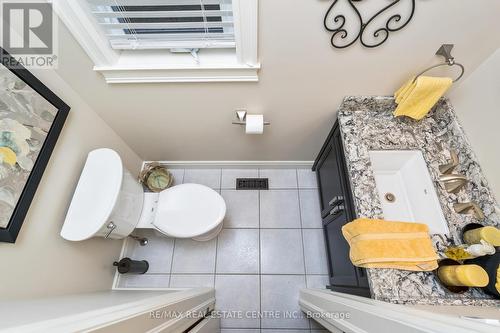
0 48 69 243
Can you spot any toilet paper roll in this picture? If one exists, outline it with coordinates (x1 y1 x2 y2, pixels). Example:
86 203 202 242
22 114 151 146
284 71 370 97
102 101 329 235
245 114 264 134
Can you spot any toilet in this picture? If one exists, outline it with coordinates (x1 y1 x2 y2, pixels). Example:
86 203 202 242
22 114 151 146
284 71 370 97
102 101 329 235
60 148 226 242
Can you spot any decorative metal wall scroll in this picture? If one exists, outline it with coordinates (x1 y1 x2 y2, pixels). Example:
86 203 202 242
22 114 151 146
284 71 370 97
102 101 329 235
323 0 416 49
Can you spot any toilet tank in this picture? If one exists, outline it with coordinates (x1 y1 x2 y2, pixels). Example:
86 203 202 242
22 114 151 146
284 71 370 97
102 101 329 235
61 149 144 241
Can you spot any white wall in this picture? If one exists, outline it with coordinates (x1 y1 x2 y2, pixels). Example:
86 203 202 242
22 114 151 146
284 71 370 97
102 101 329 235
1 291 167 328
0 289 215 333
53 0 500 161
0 69 142 300
449 48 500 200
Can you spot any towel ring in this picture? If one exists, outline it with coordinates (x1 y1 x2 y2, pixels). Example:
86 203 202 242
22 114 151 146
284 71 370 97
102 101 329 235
413 61 465 83
413 44 465 83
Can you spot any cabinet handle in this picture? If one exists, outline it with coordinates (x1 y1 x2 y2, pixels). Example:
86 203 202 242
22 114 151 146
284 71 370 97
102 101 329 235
328 196 344 207
329 204 345 216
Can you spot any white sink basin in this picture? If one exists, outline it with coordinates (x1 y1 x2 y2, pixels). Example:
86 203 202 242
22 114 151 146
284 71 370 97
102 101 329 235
368 150 449 235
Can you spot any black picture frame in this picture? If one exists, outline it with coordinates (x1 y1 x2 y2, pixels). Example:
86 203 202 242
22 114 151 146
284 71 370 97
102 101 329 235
0 47 69 243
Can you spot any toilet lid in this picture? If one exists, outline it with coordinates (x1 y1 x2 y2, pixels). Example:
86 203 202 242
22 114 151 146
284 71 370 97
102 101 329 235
61 149 123 241
153 183 226 238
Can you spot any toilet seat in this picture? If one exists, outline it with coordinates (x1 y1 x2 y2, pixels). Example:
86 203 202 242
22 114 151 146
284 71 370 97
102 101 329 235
152 183 226 239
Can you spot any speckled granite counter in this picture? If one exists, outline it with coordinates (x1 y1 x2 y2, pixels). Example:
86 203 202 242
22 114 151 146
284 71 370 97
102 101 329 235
337 96 500 306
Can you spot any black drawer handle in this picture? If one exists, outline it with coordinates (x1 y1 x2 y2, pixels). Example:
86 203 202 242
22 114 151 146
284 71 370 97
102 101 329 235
328 195 344 207
329 204 345 216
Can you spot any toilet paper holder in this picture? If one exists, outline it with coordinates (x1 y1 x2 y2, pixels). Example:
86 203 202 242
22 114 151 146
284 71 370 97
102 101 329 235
232 110 270 126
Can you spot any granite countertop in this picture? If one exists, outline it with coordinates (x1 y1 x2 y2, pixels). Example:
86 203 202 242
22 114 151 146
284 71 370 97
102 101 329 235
337 96 500 306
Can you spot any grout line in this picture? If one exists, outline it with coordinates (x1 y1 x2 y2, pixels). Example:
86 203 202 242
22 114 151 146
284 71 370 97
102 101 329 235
295 167 299 189
295 169 311 329
258 187 262 330
167 238 176 287
297 170 309 279
180 169 185 184
214 168 223 287
297 168 311 331
219 168 222 191
214 236 219 286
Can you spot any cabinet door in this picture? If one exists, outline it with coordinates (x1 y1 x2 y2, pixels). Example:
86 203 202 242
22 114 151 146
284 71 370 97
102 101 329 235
324 212 359 288
316 137 344 218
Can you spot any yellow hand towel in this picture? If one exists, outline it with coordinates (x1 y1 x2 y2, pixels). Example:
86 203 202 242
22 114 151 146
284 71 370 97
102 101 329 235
341 218 439 271
393 76 452 120
394 77 415 104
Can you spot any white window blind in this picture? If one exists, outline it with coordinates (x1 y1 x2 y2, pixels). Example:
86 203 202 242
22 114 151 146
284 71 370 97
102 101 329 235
86 0 235 50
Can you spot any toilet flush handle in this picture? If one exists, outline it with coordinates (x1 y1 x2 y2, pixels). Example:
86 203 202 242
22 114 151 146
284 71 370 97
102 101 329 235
104 221 116 239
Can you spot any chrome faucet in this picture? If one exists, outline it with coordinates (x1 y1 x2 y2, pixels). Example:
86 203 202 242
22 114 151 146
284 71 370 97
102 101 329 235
439 150 459 174
439 174 468 193
453 202 485 220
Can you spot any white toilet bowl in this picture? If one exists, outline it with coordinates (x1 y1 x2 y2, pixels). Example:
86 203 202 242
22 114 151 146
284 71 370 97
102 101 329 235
137 183 226 241
61 148 226 242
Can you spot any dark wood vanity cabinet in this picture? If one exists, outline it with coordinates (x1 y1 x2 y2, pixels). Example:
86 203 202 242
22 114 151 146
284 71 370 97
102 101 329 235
312 120 371 297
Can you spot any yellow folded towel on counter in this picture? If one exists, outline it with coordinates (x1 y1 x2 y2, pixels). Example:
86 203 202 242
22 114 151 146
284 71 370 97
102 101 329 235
393 76 452 120
341 218 439 271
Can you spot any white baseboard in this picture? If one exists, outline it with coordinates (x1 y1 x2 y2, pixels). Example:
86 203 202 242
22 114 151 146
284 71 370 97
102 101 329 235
142 160 314 169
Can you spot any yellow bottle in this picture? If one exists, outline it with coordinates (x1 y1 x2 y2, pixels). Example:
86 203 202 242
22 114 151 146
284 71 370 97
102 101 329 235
463 226 500 246
438 264 489 287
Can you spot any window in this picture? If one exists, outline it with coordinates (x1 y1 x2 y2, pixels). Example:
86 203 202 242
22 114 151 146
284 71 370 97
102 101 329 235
55 0 259 83
88 0 235 50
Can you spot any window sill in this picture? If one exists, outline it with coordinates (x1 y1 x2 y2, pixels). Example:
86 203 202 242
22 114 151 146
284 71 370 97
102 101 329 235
93 49 260 83
93 63 260 83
